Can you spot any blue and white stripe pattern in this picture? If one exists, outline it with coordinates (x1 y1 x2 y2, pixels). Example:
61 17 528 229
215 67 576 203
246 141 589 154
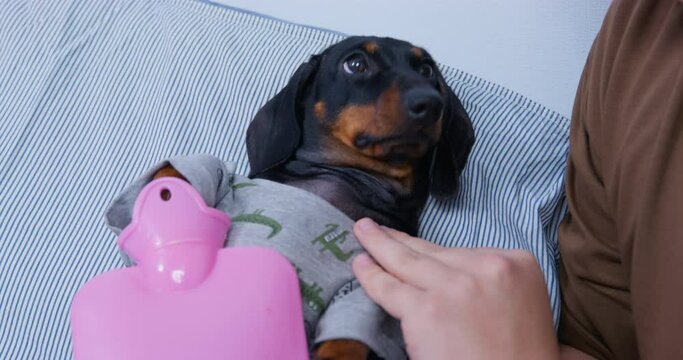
0 0 569 358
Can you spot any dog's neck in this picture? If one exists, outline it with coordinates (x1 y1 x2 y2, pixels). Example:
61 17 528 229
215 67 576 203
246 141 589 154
256 159 429 235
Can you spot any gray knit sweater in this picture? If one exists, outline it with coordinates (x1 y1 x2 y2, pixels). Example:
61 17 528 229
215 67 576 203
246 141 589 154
105 154 404 359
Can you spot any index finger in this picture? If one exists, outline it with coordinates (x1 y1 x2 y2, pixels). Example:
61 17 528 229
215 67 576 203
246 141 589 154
353 218 450 289
352 253 422 319
379 225 444 254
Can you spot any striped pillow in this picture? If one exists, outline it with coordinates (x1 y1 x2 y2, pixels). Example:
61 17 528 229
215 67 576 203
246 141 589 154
0 0 568 358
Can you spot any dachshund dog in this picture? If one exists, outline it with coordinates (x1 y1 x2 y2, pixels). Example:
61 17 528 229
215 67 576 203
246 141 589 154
155 36 474 359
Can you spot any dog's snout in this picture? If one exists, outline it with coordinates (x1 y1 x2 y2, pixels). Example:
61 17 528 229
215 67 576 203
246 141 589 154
404 88 443 122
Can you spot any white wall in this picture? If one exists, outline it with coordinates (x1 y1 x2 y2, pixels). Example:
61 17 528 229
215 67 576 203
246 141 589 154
213 0 611 118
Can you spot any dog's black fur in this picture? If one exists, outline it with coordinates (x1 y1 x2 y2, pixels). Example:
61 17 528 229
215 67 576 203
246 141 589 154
246 36 474 235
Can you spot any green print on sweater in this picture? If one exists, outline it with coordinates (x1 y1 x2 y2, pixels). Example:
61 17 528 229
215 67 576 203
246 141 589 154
311 224 353 262
231 182 257 190
232 209 282 239
295 266 325 316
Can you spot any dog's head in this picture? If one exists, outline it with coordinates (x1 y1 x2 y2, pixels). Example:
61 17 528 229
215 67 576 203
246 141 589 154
247 36 474 199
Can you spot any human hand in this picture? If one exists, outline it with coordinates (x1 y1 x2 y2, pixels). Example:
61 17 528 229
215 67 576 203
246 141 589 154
351 218 559 360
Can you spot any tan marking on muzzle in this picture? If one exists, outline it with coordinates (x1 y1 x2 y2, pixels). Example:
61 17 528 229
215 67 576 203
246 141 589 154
328 88 415 183
331 84 405 156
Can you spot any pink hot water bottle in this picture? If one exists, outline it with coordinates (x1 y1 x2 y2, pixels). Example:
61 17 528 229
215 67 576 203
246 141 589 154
70 178 308 359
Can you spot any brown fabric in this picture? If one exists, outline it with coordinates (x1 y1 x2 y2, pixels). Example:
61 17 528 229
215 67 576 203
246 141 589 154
558 0 683 359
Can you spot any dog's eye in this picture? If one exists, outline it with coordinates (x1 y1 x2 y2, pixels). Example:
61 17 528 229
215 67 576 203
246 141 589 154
418 64 434 78
343 54 369 74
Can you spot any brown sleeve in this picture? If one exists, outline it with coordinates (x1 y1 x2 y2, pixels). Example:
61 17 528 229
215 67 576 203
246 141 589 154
558 0 683 359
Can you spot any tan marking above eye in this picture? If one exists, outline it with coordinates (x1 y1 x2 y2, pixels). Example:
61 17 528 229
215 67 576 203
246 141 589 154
363 42 379 54
410 47 424 58
314 101 326 122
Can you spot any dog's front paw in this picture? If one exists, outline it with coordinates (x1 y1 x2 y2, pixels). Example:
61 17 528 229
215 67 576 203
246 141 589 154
314 339 370 360
153 165 187 181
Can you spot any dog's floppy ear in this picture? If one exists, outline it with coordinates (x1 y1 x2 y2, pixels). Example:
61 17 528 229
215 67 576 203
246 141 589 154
247 55 321 177
429 81 475 200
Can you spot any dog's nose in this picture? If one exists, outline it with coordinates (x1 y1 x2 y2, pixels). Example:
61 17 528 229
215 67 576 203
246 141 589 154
406 91 443 120
404 88 444 122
